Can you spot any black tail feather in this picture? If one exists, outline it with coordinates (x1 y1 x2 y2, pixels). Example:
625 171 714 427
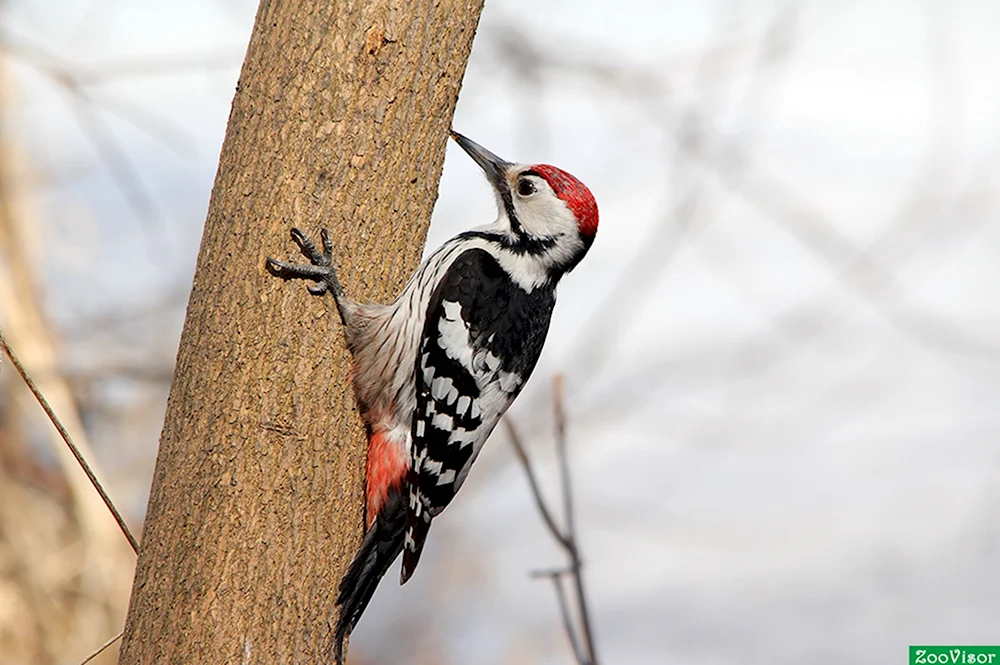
333 490 405 665
400 508 432 585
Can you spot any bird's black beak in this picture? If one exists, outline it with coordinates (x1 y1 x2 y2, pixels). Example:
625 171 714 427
450 130 511 190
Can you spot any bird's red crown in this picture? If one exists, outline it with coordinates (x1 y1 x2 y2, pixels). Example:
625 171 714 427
530 164 599 239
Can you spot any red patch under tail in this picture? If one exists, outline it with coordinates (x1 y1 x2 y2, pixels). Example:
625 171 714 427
365 426 409 528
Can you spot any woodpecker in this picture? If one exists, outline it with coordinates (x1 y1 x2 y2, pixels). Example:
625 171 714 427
266 130 598 664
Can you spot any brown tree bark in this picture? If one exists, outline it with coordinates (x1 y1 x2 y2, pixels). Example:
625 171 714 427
118 1 484 662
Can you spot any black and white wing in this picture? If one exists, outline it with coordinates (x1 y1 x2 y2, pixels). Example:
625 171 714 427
400 248 555 582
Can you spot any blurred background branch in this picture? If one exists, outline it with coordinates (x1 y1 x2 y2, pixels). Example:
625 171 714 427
0 330 138 553
506 376 599 665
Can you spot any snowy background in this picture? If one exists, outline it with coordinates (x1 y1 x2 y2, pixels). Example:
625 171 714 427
2 0 999 663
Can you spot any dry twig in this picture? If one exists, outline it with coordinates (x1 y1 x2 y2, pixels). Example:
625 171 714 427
0 329 140 554
77 630 124 665
505 375 599 665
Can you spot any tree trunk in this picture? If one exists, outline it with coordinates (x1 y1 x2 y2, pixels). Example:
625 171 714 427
118 1 484 662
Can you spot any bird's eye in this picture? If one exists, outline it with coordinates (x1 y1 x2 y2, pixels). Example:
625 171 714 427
516 178 536 197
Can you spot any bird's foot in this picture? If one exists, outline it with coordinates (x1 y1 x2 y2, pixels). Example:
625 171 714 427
266 227 344 297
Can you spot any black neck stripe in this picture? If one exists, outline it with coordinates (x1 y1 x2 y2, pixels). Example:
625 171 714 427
456 230 558 257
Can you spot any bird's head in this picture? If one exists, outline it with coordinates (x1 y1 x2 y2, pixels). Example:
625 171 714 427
450 130 598 274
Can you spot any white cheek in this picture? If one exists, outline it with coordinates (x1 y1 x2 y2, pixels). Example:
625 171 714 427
515 199 577 236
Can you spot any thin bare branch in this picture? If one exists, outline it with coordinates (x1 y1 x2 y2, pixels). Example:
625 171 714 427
506 376 600 665
554 374 573 538
77 630 123 665
0 329 140 554
504 418 570 550
553 375 599 665
542 570 587 665
530 566 574 578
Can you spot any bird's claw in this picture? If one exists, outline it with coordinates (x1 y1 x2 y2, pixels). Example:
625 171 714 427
266 227 344 298
290 227 332 267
